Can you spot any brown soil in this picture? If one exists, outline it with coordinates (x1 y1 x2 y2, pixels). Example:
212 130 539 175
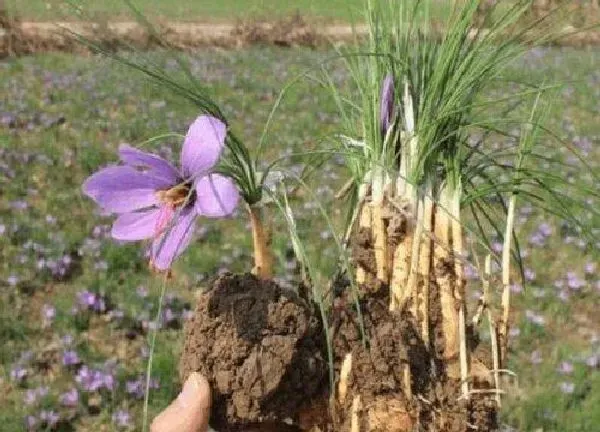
339 223 498 432
331 282 418 431
179 273 328 431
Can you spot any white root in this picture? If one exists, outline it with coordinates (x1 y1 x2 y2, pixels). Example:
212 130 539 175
350 395 362 432
338 353 353 404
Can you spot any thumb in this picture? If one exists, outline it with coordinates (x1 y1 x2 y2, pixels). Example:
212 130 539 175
151 372 212 432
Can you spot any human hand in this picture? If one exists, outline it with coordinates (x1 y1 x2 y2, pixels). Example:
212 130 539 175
151 372 212 432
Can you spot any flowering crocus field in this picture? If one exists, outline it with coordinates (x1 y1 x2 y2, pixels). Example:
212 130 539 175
0 46 599 431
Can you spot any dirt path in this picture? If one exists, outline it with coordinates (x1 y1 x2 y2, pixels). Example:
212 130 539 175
0 19 366 55
2 19 599 56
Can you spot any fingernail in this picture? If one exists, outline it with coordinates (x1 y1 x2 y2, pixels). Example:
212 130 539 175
178 372 202 408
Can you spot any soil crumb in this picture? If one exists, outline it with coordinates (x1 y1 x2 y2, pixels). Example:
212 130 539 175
179 273 327 431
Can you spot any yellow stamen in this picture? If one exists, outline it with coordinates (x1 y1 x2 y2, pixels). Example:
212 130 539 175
156 183 190 208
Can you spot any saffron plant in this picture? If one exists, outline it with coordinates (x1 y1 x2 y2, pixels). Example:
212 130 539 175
326 0 600 427
82 115 240 271
70 0 275 279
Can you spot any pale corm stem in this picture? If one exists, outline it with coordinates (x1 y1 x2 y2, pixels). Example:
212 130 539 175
434 186 459 360
500 194 517 364
371 167 388 284
406 194 424 317
248 204 273 279
419 190 434 347
356 200 372 285
451 187 470 401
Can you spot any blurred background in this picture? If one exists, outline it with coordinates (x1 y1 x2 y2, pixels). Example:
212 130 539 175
0 1 599 431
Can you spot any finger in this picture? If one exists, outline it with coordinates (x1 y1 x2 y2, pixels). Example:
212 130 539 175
151 372 212 432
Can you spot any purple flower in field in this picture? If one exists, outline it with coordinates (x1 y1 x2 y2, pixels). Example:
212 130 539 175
510 283 523 294
39 410 60 427
103 372 116 391
558 289 570 302
41 304 56 325
7 274 19 287
557 361 574 374
136 285 148 298
566 272 585 290
24 389 39 406
163 308 176 323
77 290 97 308
524 268 536 282
10 365 27 382
82 115 240 270
62 350 80 366
126 379 144 399
62 334 74 346
559 381 575 394
25 415 37 430
60 388 79 407
380 74 395 136
538 222 552 237
529 232 546 247
76 366 113 392
586 355 599 368
113 409 132 428
491 242 503 254
584 262 596 275
24 386 49 405
530 350 543 365
525 310 545 326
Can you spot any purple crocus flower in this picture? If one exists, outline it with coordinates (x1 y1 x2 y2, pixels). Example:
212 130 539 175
557 361 574 374
10 365 27 382
42 304 56 324
39 410 60 428
126 379 144 399
83 115 240 270
380 73 395 136
62 350 80 366
530 350 543 365
113 410 132 428
25 415 37 431
60 388 79 407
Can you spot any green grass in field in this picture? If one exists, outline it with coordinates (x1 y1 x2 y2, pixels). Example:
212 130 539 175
7 0 366 22
0 46 598 431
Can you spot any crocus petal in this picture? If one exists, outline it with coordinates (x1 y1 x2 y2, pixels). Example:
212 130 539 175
380 73 395 136
83 166 172 214
194 174 240 218
151 206 196 270
154 205 175 237
181 115 226 179
111 209 161 241
119 144 180 184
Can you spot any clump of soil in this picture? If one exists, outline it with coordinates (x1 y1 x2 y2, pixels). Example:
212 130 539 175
331 283 419 431
335 218 498 432
179 273 328 431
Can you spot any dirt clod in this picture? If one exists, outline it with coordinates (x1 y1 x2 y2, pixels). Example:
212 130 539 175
179 273 327 431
